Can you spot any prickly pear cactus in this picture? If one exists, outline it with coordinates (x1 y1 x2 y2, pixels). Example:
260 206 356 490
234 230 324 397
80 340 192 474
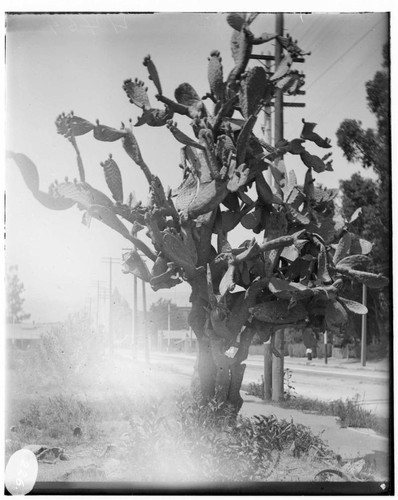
8 13 387 412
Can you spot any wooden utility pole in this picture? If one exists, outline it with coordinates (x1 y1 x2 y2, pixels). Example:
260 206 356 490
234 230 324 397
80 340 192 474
271 13 285 402
263 338 272 400
251 14 307 401
101 257 121 356
142 279 150 364
361 284 367 366
167 301 171 351
133 275 138 358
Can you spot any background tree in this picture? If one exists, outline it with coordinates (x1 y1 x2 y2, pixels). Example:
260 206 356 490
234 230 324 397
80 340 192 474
6 266 31 324
8 13 387 412
336 42 390 347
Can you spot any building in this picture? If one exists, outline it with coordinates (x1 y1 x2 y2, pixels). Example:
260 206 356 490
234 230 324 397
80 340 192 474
157 329 197 352
6 323 59 350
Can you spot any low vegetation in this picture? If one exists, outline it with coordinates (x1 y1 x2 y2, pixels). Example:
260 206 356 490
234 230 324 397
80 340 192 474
244 379 388 435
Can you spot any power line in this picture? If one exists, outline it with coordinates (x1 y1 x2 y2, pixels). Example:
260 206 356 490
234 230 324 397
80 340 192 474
306 18 384 91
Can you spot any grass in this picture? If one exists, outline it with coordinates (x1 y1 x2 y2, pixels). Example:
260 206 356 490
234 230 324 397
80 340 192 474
10 394 100 445
6 386 334 483
244 379 389 436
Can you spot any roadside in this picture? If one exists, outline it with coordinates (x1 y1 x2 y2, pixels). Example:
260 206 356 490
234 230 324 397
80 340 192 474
240 393 390 480
6 350 391 485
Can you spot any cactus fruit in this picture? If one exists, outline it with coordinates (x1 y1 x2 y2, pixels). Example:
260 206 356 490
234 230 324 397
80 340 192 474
143 55 162 95
207 50 224 102
239 66 268 118
100 154 124 203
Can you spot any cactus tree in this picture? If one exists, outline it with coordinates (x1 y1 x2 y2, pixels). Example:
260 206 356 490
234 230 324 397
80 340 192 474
8 13 387 413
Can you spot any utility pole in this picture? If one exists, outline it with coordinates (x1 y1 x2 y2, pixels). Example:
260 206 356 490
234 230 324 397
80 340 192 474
167 301 171 351
324 330 328 364
271 13 285 403
251 13 307 402
101 257 121 356
361 284 367 366
133 275 138 358
142 279 150 364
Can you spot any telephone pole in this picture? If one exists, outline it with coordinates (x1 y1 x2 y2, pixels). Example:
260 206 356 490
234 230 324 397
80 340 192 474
101 257 122 356
250 13 307 402
361 284 367 366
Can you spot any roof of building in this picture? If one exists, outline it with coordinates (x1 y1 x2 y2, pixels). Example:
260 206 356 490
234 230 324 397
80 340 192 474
6 323 61 340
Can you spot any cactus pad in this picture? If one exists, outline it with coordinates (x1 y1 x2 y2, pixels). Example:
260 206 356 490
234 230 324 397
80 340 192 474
250 300 307 325
207 50 224 102
7 151 40 194
122 249 152 282
135 107 173 127
94 121 127 142
123 78 151 109
277 34 311 57
271 53 293 81
143 55 162 95
55 112 94 138
122 129 144 165
239 66 268 118
100 154 124 203
300 151 328 173
226 13 246 31
175 83 201 107
167 120 204 150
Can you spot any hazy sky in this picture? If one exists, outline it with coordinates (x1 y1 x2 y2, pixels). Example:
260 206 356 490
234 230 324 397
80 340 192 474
5 11 389 323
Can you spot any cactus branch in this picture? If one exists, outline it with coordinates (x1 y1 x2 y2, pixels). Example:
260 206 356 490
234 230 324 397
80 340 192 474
68 134 86 182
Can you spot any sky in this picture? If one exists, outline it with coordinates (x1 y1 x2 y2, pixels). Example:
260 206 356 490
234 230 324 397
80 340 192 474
4 8 390 324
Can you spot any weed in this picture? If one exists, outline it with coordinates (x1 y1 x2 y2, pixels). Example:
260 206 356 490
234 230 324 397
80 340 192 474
15 394 99 444
245 368 296 400
244 377 384 434
279 394 384 434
